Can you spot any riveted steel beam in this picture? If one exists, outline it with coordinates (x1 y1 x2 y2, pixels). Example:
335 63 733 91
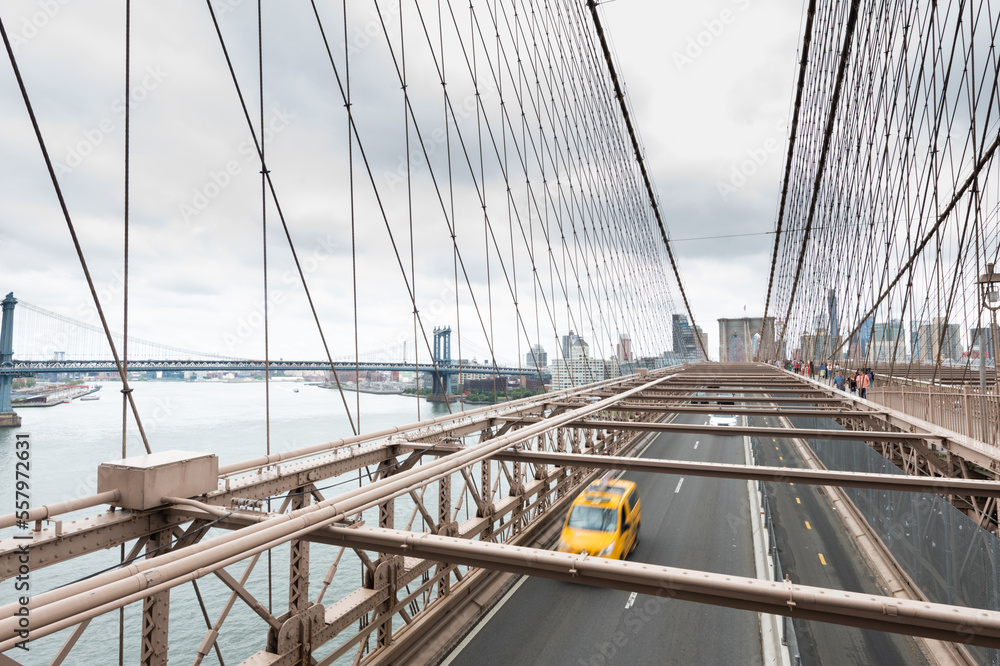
322 525 1000 649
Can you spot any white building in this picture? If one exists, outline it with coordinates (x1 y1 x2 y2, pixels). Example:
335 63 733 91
550 341 618 390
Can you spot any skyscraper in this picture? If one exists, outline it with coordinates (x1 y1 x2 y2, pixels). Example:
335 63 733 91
525 344 548 368
694 326 706 360
970 327 996 361
850 316 875 359
561 331 584 360
911 326 930 362
827 289 839 340
911 319 962 362
671 314 698 359
616 334 633 363
871 319 905 362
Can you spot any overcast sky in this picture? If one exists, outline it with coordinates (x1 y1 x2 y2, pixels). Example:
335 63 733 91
0 0 804 364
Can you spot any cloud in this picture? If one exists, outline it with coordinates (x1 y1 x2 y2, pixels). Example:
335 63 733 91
1 0 802 366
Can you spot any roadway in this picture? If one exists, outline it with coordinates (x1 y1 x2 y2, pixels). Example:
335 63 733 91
750 414 928 665
446 411 933 664
445 413 763 665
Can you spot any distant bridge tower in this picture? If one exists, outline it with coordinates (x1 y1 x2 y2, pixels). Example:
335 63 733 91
0 293 21 427
433 326 452 365
432 326 452 395
718 316 775 362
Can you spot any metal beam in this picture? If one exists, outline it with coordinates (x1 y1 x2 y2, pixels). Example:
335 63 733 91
493 450 1000 497
551 403 874 418
323 525 1000 649
501 417 932 442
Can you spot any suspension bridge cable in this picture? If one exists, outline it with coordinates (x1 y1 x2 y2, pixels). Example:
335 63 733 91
203 0 360 435
306 0 457 414
766 0 1000 388
258 0 271 459
760 0 817 360
585 0 705 360
339 0 361 430
255 0 275 618
118 4 132 663
0 13 152 455
775 0 861 359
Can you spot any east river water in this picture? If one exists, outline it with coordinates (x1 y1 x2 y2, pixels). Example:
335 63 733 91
0 380 467 664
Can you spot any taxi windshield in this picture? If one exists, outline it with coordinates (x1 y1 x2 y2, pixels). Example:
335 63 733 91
567 505 617 532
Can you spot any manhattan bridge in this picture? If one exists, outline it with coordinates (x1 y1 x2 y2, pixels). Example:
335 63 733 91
3 0 1000 664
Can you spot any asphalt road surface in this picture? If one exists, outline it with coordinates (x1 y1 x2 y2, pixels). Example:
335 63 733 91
446 414 764 666
751 413 928 665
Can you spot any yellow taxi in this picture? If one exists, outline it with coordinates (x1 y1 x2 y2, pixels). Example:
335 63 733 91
556 476 641 559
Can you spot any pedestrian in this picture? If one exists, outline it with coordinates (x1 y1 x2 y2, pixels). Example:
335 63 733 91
833 372 845 391
858 369 870 399
848 373 857 395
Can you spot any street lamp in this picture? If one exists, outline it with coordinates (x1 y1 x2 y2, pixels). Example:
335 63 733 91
977 263 1000 393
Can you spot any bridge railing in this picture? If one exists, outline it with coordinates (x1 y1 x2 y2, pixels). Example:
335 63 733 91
867 385 1000 448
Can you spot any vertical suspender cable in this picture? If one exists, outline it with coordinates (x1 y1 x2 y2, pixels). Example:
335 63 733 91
345 0 360 431
256 0 274 617
122 0 131 461
119 6 131 663
259 0 271 459
403 1 421 420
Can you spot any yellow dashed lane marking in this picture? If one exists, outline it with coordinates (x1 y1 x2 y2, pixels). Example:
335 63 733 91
779 456 784 461
795 498 801 504
804 521 812 530
818 553 827 566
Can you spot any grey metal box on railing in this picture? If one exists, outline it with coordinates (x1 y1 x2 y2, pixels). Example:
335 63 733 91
98 450 219 511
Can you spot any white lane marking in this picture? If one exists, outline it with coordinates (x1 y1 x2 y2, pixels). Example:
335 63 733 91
694 442 699 450
441 575 530 663
674 478 684 493
625 591 638 609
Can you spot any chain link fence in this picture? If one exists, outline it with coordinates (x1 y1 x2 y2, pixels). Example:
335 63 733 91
750 435 802 665
787 415 1000 665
